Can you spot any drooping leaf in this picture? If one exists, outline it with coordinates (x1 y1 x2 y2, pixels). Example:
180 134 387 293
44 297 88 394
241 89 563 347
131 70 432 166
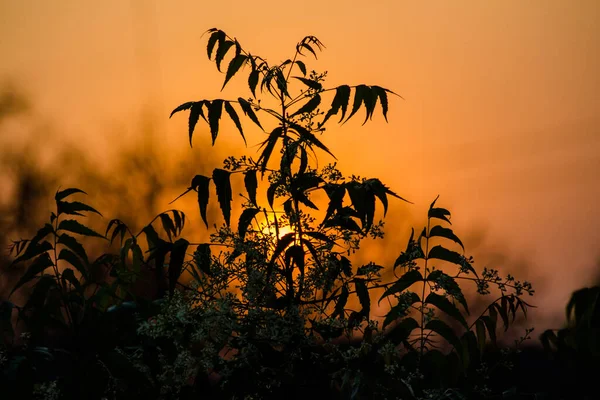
191 175 211 228
11 253 54 296
475 319 487 354
354 278 370 319
333 285 349 319
193 243 212 276
343 85 369 124
215 40 234 72
11 235 53 266
258 127 283 173
427 270 469 314
60 268 81 291
386 317 419 346
372 86 389 122
361 86 378 125
427 245 464 267
168 238 189 297
248 69 259 98
222 54 247 91
292 76 322 91
105 219 128 245
159 213 177 242
169 101 194 118
206 29 225 60
379 269 423 304
188 102 202 147
238 208 260 240
224 101 246 144
295 60 307 76
481 315 497 345
425 319 462 351
57 248 88 280
382 292 420 328
237 97 263 130
57 200 102 217
289 122 336 159
55 188 86 202
425 292 468 330
208 99 224 144
212 168 233 226
289 94 321 118
428 225 464 250
324 85 351 125
243 170 258 206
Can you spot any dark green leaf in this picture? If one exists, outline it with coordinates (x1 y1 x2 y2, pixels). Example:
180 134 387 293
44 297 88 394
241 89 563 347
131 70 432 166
292 76 322 91
224 101 246 144
425 292 468 330
222 54 247 91
428 225 464 250
192 175 211 228
213 168 233 227
237 97 263 130
168 238 189 297
238 208 260 240
289 94 321 118
208 99 223 144
244 170 258 206
11 253 54 296
55 188 86 202
379 269 423 304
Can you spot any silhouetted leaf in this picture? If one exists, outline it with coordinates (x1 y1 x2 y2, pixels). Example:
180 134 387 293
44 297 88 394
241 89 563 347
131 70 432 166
11 224 53 265
333 285 349 319
295 60 306 76
248 69 259 98
428 245 463 267
188 102 202 147
55 188 86 202
237 97 263 130
425 292 468 330
258 127 283 173
169 101 194 118
379 269 423 304
192 175 211 228
289 94 321 118
383 292 420 328
427 270 469 314
238 208 259 240
224 101 246 144
11 253 54 296
206 29 224 59
372 86 389 122
354 278 370 319
159 214 176 242
57 249 88 280
386 317 419 346
213 168 233 226
168 238 189 297
289 121 336 159
57 200 102 217
425 319 462 351
215 40 234 72
429 225 464 250
60 268 80 291
244 170 258 206
293 76 322 91
105 219 128 245
343 85 368 124
429 196 452 224
222 54 247 91
361 86 378 124
493 302 510 331
208 99 223 144
193 244 212 276
475 319 487 354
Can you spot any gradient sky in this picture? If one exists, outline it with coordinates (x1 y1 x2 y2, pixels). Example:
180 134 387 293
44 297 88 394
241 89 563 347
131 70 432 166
1 0 599 333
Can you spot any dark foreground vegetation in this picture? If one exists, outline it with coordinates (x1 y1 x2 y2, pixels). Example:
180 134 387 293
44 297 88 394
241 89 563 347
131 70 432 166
0 29 597 399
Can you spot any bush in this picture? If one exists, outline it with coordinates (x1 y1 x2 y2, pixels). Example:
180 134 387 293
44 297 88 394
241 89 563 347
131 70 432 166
1 28 535 399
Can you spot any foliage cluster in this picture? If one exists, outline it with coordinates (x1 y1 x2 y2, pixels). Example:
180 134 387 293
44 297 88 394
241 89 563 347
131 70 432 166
0 29 541 399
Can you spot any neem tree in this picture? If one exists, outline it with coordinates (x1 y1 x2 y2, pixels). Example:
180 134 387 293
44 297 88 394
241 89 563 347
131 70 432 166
4 28 535 399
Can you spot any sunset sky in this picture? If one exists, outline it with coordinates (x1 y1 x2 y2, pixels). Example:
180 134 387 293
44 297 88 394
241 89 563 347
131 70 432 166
1 1 599 334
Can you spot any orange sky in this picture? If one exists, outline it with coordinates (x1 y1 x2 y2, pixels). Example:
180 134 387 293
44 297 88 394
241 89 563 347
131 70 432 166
1 1 599 334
